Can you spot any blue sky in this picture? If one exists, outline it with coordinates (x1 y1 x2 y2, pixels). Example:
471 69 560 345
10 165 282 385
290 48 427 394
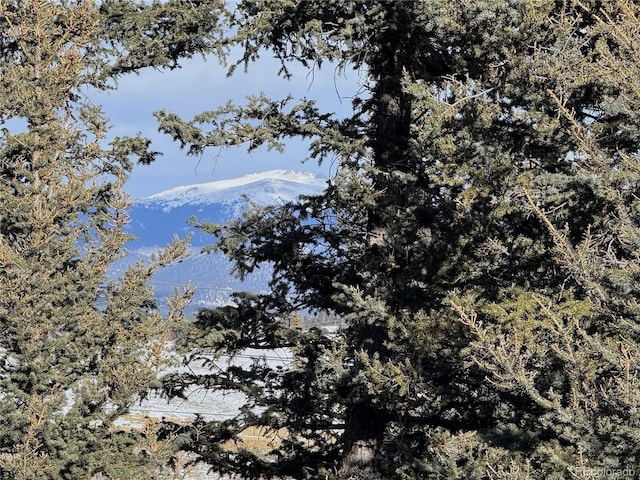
93 53 361 198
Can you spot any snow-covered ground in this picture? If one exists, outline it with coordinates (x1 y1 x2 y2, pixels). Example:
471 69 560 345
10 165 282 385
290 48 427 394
116 347 294 479
118 347 294 428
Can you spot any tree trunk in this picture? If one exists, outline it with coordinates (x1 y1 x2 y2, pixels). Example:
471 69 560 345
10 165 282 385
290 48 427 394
338 8 413 480
338 403 387 479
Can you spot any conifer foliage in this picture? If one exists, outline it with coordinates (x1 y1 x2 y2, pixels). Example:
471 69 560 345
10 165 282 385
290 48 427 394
0 0 222 478
159 1 640 478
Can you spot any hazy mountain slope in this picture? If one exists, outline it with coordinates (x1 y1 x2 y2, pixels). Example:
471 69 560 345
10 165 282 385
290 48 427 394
117 170 327 312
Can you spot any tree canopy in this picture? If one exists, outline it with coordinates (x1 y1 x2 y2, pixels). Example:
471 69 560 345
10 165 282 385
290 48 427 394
4 0 640 478
158 0 640 479
0 0 223 478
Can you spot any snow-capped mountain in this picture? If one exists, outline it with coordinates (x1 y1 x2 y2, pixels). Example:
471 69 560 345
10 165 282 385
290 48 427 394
117 170 327 313
142 170 326 211
126 170 327 249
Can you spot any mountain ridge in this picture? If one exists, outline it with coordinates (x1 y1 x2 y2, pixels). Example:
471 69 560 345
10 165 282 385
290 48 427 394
126 169 326 248
117 170 327 312
138 169 327 212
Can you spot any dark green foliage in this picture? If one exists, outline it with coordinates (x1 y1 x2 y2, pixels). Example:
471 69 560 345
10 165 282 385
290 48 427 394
0 0 226 478
98 0 225 80
155 0 640 478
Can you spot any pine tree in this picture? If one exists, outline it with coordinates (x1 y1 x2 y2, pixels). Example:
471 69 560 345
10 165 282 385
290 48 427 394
0 0 223 478
451 0 640 475
158 0 640 478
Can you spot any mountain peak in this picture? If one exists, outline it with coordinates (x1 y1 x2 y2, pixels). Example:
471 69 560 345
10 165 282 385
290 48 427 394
140 170 326 211
122 170 327 310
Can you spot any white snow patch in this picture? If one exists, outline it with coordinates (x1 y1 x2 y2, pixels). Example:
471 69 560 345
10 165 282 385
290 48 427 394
116 348 293 428
140 170 326 211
